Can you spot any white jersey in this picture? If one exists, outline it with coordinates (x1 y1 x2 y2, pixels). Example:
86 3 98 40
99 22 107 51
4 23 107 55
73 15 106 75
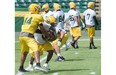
42 11 53 20
53 10 65 33
68 9 80 27
34 22 51 44
83 9 96 26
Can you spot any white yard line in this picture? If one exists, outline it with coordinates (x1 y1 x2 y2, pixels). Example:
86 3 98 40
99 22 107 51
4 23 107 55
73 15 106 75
40 55 47 62
53 72 58 75
75 52 79 55
16 71 23 75
90 72 96 75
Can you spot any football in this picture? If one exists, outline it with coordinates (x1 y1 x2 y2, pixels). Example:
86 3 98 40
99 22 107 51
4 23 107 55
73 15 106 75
42 30 57 42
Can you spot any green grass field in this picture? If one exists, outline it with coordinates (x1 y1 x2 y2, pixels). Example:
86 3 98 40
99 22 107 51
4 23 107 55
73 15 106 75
15 31 101 75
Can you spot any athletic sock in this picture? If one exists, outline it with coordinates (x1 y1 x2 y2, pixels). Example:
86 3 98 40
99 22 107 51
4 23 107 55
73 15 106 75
57 53 62 57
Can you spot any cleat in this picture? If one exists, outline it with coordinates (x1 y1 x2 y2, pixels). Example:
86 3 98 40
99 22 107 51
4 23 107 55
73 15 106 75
56 56 65 62
71 42 78 49
93 46 97 49
43 63 50 70
70 42 75 48
25 64 34 71
74 42 79 48
18 67 29 73
35 66 48 73
89 46 92 49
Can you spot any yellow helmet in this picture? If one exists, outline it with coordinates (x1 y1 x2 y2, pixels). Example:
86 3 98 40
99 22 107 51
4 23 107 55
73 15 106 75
45 16 56 24
42 3 49 12
69 2 76 9
88 2 94 9
53 3 61 11
29 3 40 14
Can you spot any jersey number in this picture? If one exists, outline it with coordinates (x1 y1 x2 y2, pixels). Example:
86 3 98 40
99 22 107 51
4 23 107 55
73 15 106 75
87 14 90 19
24 17 32 24
69 15 74 21
59 16 64 22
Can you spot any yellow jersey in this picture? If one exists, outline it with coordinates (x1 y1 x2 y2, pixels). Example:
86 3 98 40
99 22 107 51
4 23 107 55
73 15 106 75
21 14 44 34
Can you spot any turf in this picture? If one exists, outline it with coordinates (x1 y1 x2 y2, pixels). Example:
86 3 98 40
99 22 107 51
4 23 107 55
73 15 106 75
15 36 101 75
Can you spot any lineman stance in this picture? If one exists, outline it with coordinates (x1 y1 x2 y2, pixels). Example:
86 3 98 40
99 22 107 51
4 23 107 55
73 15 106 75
83 2 98 49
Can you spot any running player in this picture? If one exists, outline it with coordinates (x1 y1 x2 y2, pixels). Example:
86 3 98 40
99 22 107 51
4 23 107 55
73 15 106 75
68 2 82 49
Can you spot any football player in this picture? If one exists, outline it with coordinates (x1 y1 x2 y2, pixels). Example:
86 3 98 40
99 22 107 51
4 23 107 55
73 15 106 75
26 16 57 71
18 3 53 73
83 2 98 49
42 3 53 20
67 2 82 48
52 3 68 61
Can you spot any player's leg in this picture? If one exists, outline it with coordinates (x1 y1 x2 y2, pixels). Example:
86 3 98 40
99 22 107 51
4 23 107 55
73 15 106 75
52 43 65 61
62 42 69 50
70 27 82 48
19 52 28 72
58 30 66 46
26 49 44 71
43 50 53 70
70 36 76 48
30 56 35 66
90 36 97 49
74 36 80 48
70 28 76 48
60 33 69 50
88 27 97 49
26 53 35 71
28 38 47 73
56 34 68 61
18 37 29 72
45 50 53 63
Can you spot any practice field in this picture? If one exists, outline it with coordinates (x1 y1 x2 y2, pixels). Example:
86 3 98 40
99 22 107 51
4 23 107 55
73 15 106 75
15 30 101 75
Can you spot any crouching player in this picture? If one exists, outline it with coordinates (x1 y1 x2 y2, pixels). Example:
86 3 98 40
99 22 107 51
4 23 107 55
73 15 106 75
26 16 57 72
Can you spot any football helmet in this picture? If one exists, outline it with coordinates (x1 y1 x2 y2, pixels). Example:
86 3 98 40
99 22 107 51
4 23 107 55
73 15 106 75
53 3 61 11
45 16 56 24
88 2 94 9
42 3 49 12
29 3 40 14
69 2 76 9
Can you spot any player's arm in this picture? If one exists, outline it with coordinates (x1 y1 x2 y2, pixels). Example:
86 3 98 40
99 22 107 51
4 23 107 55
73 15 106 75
75 16 79 26
83 16 86 27
39 24 53 39
93 16 99 25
